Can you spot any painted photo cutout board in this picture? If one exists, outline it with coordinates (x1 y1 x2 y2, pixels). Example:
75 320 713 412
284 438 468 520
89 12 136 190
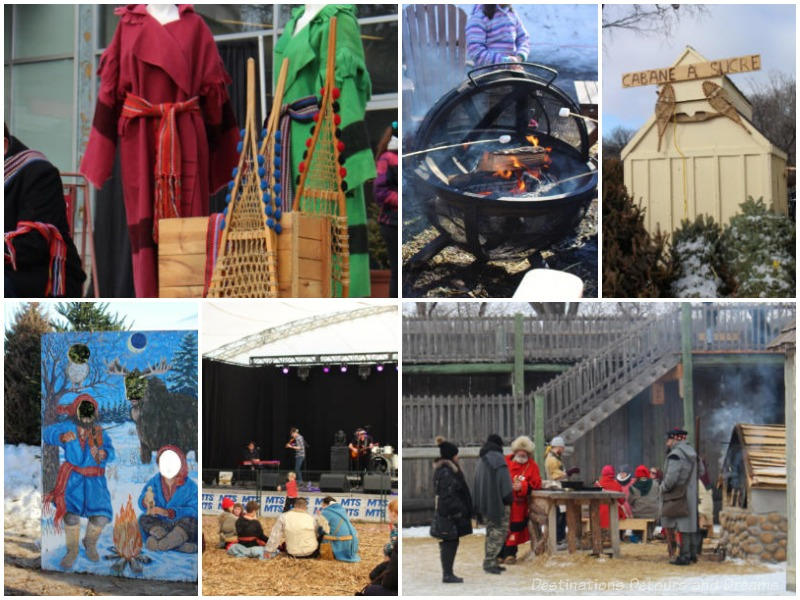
40 330 198 582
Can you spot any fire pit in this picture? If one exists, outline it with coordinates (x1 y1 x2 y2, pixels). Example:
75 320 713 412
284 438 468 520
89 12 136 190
409 63 597 259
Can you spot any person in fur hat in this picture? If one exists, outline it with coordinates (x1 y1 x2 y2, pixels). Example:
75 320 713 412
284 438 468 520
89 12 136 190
430 436 473 583
497 435 541 564
42 393 115 569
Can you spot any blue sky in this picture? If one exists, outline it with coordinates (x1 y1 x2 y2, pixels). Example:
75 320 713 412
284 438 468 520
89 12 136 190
603 4 796 133
4 301 198 332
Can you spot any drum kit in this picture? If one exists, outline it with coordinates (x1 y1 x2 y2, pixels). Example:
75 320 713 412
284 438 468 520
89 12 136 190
368 445 398 473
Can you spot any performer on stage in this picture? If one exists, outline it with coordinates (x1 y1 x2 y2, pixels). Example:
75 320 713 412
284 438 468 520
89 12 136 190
242 441 260 465
286 428 306 484
348 428 375 473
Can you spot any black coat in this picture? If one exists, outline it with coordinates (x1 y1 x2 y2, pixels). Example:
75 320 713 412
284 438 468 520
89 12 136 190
431 459 473 540
4 136 85 297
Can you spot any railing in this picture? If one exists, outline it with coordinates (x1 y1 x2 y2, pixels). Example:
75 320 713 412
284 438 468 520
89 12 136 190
541 310 682 437
403 315 640 363
402 304 795 447
402 393 532 447
689 303 795 352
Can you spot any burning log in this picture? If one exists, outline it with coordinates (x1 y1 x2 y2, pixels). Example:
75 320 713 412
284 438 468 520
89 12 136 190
477 145 550 173
106 494 152 575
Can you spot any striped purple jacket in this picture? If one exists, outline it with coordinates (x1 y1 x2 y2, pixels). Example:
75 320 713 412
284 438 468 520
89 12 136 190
465 5 530 67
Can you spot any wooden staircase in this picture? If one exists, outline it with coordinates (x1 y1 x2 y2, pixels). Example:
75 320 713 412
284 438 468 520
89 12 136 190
537 309 683 445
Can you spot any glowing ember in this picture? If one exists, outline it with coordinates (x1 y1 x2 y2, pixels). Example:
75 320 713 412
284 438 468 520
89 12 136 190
113 495 143 560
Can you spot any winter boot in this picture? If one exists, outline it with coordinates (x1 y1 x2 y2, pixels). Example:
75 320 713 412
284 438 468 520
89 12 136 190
83 522 104 561
60 524 81 569
483 564 503 574
157 525 188 551
442 574 464 583
690 531 702 563
670 532 692 566
177 542 198 553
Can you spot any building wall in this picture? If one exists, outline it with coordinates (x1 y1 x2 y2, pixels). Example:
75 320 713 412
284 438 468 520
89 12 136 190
624 115 788 234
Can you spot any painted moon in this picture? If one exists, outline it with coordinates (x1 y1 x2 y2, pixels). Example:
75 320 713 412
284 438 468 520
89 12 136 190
127 332 147 353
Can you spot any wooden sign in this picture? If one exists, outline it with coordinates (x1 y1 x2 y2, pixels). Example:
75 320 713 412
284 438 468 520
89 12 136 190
622 54 761 88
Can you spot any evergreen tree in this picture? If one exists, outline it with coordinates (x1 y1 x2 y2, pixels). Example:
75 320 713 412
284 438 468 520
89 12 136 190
4 303 52 444
51 302 129 332
721 197 795 297
167 332 198 395
601 159 673 297
670 215 733 297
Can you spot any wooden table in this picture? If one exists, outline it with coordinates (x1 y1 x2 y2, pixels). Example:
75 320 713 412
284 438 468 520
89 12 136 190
530 490 624 557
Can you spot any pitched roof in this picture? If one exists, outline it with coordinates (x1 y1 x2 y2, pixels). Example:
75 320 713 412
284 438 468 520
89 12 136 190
731 423 786 490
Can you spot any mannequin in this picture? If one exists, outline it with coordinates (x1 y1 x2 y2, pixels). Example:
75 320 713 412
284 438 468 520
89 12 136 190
146 4 180 25
80 5 239 297
274 5 375 297
294 4 325 35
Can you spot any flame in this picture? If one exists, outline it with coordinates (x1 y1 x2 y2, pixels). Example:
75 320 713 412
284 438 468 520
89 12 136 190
113 495 143 560
494 168 513 179
526 134 539 147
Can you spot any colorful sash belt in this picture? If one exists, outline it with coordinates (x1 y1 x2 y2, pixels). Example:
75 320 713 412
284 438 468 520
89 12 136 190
4 221 67 296
121 92 200 243
43 463 105 531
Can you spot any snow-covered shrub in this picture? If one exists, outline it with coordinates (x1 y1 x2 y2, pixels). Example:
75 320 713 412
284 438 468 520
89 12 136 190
722 197 795 298
670 215 725 297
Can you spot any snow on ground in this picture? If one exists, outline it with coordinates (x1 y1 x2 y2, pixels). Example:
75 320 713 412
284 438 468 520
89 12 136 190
5 443 42 537
402 532 791 596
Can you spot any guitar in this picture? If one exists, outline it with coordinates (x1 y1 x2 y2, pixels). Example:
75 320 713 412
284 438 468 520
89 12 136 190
350 441 377 460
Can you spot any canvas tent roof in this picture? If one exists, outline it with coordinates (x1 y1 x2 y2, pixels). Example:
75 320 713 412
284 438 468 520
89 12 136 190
201 300 398 364
729 423 786 490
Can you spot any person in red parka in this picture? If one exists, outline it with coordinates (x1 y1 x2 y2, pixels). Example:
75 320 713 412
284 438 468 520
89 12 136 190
497 435 541 564
596 465 630 530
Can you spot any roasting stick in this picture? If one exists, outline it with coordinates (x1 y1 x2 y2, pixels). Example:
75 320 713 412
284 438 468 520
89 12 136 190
403 135 512 157
558 107 598 123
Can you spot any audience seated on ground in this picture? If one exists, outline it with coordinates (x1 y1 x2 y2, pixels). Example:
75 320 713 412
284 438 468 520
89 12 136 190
217 497 239 549
227 500 269 558
357 545 398 596
319 496 360 562
264 497 328 559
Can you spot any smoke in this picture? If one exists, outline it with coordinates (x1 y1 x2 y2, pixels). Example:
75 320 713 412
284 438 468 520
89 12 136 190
707 364 783 467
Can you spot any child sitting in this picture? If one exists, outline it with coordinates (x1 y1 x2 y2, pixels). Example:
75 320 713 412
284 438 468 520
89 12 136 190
217 497 239 549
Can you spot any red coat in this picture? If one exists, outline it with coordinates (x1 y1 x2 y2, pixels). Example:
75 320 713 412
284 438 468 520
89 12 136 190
504 454 542 546
80 5 238 297
597 474 626 529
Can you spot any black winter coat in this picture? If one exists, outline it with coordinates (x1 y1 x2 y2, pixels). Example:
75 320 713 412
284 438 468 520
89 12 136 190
431 459 473 540
5 136 85 297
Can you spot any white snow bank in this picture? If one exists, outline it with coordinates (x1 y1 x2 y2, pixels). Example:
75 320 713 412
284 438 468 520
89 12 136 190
403 526 486 538
5 443 42 535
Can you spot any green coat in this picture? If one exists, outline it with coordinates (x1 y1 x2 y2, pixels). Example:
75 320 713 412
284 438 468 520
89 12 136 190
274 5 375 297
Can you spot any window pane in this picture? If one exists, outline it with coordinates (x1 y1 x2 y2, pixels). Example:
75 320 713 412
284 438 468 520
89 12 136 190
356 4 398 18
5 5 12 61
198 4 274 35
276 4 297 30
361 21 397 96
98 5 117 49
13 4 75 59
11 59 75 171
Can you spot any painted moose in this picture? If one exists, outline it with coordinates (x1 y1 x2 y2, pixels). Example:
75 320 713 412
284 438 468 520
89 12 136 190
105 357 197 463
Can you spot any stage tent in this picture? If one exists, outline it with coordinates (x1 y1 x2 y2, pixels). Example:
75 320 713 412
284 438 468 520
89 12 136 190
202 300 398 472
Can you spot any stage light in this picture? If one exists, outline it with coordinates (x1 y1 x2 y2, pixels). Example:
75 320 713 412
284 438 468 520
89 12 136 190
340 365 348 373
281 366 289 374
376 364 384 372
358 365 371 380
323 366 330 373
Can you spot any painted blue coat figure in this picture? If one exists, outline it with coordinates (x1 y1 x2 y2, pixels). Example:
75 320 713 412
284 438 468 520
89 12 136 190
138 445 198 553
42 393 115 569
320 500 360 562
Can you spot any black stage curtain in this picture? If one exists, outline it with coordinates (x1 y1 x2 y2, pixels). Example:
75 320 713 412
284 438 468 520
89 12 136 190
203 358 398 471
